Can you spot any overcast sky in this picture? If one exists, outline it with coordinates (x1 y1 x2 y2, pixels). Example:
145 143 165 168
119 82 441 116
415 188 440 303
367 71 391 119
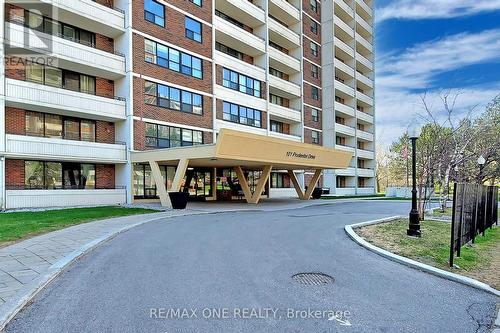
374 0 500 148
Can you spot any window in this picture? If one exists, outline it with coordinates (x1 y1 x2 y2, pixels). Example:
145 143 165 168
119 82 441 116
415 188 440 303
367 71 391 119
336 116 345 125
337 176 346 188
310 0 318 12
25 111 96 141
145 123 203 148
270 94 285 106
222 68 261 97
23 10 95 47
312 108 319 122
310 42 319 57
311 20 318 34
216 42 244 60
215 10 244 29
336 96 345 104
185 17 202 42
222 101 261 128
189 0 202 6
26 62 98 95
25 161 44 189
270 120 284 133
271 172 289 188
24 161 96 190
311 86 319 100
144 81 202 115
44 114 62 138
311 64 319 79
144 0 165 27
145 39 203 78
133 164 177 198
311 130 320 144
25 111 44 137
270 68 286 79
336 136 346 145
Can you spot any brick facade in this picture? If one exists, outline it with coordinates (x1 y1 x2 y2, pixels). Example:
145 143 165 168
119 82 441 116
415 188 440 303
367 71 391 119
96 164 115 189
5 159 24 189
303 105 322 130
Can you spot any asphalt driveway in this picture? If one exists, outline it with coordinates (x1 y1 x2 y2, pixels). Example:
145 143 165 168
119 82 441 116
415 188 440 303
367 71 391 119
4 201 498 333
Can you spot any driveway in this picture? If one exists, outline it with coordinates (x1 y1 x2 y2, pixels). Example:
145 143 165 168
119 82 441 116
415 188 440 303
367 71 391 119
4 201 498 333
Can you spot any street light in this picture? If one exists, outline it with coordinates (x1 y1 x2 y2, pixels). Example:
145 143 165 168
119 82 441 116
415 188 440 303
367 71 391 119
407 124 421 237
477 155 486 184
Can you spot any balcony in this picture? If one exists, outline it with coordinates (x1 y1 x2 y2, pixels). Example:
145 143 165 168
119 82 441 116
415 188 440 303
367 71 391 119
357 187 376 195
334 17 354 38
357 91 374 106
335 167 356 176
269 47 301 74
5 135 127 163
5 22 125 79
215 0 266 27
357 168 375 178
214 85 267 111
335 187 356 196
357 148 375 159
214 16 266 56
356 15 373 35
6 189 126 209
268 103 302 123
335 59 355 77
5 78 126 121
356 34 373 53
336 123 355 137
335 0 354 18
357 129 374 141
356 0 373 17
269 0 300 26
214 50 265 81
335 37 355 57
335 101 355 117
356 71 373 88
356 52 373 71
336 144 355 153
335 80 355 97
269 75 301 99
356 110 374 123
27 0 125 37
268 18 301 50
269 131 302 142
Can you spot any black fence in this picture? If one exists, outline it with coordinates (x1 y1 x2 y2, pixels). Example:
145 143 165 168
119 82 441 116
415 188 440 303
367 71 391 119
449 183 498 266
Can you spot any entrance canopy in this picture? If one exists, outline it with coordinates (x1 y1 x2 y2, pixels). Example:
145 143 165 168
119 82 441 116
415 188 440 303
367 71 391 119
131 129 352 206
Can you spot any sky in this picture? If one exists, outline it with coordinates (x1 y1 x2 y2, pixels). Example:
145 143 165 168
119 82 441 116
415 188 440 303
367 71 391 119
374 0 500 148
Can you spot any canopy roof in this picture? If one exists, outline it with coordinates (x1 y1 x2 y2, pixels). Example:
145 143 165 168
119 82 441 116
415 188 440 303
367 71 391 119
131 129 353 170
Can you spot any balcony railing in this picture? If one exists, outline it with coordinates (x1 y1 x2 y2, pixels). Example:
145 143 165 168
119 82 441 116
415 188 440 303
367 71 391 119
5 78 126 121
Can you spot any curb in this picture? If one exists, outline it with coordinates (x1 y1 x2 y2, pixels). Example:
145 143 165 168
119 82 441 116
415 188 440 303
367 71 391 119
344 216 500 297
0 209 227 332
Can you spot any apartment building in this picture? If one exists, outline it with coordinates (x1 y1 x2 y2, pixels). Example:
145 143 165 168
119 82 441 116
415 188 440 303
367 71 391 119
0 0 375 210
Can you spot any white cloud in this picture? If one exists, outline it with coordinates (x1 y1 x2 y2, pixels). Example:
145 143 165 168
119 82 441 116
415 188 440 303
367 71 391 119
378 29 500 90
376 29 500 147
377 0 500 22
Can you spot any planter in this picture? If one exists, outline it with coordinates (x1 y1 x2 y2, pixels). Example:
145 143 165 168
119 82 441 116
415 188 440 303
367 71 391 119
312 188 323 199
168 192 189 209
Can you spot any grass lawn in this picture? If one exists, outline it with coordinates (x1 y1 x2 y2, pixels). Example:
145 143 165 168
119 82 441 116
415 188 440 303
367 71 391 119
0 206 157 247
321 194 385 200
356 219 500 289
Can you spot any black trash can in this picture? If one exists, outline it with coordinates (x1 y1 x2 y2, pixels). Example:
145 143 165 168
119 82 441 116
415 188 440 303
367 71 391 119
312 188 323 199
168 192 189 209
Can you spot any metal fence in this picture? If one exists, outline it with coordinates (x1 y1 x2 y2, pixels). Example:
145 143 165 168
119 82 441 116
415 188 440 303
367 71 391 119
449 183 498 267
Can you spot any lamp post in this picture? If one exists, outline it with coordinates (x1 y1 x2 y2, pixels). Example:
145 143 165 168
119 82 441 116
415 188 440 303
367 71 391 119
477 155 485 184
407 125 421 237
